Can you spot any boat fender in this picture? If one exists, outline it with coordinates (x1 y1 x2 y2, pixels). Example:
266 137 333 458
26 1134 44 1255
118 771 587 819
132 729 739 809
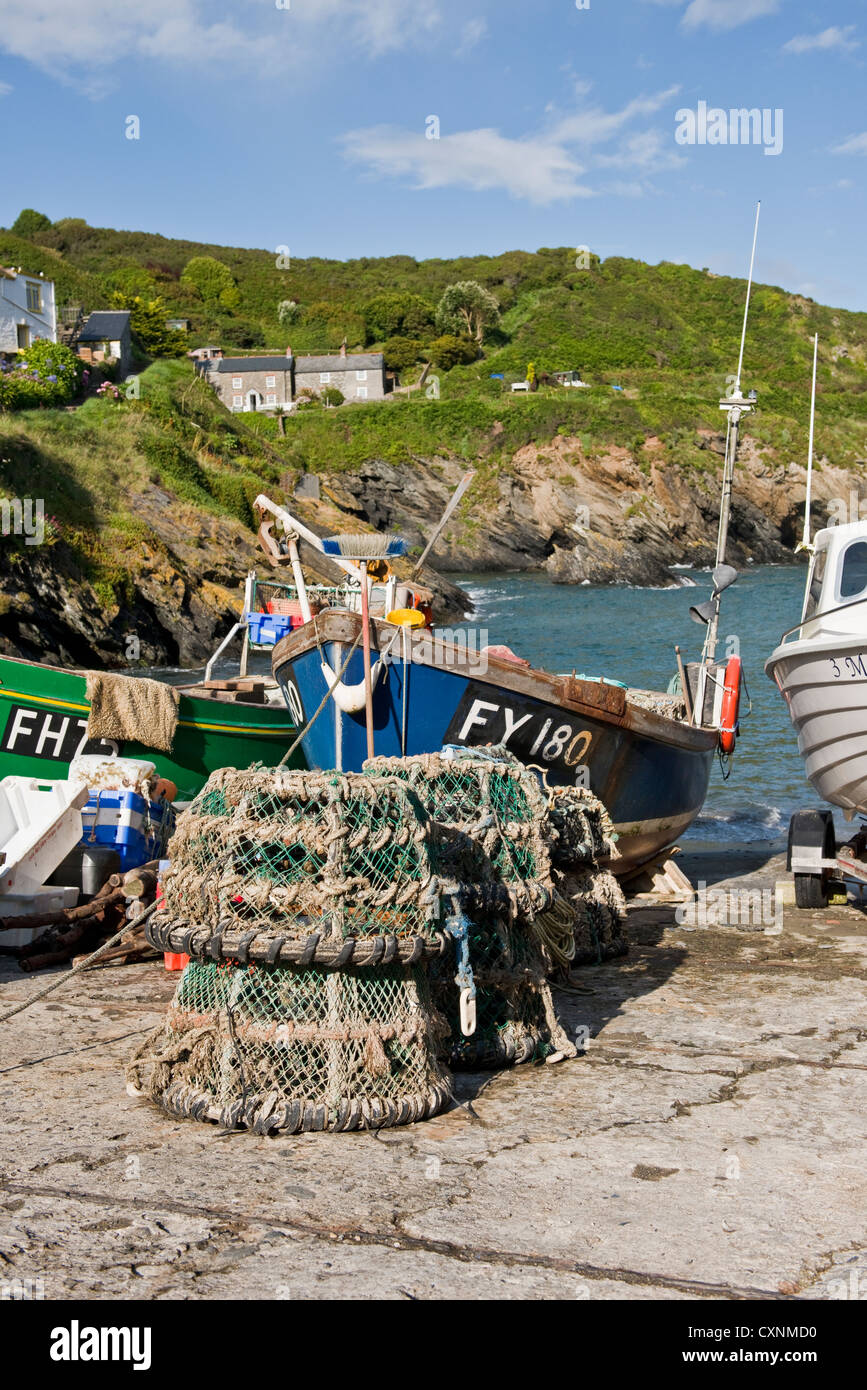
719 656 742 754
320 659 384 714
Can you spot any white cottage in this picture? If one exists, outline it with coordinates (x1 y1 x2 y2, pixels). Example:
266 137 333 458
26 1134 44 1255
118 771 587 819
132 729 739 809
0 266 57 355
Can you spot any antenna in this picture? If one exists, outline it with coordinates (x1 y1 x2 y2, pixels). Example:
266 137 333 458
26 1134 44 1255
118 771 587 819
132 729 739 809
735 201 761 395
800 333 819 552
693 203 761 722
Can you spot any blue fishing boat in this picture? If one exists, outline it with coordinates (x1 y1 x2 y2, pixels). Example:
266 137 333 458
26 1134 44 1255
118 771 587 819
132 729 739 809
272 609 719 874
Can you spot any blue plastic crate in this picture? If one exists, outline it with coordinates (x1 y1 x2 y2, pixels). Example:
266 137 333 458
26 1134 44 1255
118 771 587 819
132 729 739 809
247 611 294 646
79 789 175 873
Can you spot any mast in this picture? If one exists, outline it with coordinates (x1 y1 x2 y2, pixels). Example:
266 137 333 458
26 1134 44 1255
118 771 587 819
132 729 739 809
698 203 761 699
800 333 819 552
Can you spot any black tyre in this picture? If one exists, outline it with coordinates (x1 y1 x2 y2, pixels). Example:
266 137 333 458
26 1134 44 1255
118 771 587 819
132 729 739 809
794 872 829 910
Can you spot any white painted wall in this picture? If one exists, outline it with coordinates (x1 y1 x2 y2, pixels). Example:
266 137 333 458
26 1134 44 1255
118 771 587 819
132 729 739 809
0 272 57 352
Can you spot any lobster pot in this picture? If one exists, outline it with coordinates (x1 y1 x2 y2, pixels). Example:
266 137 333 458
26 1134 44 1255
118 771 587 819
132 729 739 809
543 786 619 868
127 957 451 1134
557 866 628 965
364 747 554 920
159 767 446 950
431 915 570 1070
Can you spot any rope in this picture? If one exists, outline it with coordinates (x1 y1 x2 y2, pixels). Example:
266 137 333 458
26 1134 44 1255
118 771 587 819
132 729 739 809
277 626 364 767
0 898 162 1026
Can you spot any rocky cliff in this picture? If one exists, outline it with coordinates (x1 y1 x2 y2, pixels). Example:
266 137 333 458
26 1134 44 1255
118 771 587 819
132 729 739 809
0 426 849 669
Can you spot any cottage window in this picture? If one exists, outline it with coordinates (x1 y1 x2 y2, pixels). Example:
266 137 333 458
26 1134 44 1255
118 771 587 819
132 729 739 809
25 282 42 313
356 386 368 400
232 376 243 389
266 375 276 388
320 372 331 384
356 370 367 382
233 395 243 407
266 394 277 405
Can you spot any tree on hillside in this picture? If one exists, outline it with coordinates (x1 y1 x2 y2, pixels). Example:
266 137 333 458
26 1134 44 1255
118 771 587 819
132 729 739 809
109 292 188 358
277 300 300 324
436 281 500 346
11 209 53 238
362 292 435 342
180 255 241 310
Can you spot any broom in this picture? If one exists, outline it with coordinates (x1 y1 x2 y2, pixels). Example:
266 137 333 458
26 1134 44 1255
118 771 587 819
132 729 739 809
321 534 407 758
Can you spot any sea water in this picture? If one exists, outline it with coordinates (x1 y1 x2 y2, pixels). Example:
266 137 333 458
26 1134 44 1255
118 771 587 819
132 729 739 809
453 564 824 846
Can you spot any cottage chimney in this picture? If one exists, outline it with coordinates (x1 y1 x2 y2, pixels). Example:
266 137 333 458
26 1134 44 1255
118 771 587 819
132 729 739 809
285 344 292 358
340 339 347 359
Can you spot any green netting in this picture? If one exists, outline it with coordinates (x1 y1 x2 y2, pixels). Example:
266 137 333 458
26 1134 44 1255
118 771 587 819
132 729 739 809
364 748 554 920
160 767 446 943
431 914 563 1068
127 957 451 1134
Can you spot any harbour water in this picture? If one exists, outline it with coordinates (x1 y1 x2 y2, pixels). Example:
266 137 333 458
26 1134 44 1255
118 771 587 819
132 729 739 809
454 563 823 846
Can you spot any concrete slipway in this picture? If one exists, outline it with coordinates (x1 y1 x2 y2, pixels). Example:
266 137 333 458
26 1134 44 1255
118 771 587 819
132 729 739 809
1 844 866 1303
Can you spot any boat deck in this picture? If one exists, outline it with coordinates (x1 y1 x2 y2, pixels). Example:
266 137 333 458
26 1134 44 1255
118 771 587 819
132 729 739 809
2 843 866 1301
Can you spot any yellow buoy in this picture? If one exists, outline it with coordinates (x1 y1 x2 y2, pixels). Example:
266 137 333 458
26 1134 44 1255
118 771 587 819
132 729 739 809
386 608 426 628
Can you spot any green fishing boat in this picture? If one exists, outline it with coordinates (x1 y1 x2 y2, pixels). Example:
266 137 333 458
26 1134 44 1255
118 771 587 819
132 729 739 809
0 653 304 801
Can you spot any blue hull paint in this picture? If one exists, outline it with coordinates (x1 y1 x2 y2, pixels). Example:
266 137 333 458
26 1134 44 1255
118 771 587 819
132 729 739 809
273 614 717 872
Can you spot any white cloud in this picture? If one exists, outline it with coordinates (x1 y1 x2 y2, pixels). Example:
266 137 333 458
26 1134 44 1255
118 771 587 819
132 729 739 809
0 81 12 96
783 26 859 55
457 18 487 56
340 125 593 204
832 132 867 156
340 86 684 204
682 0 781 31
0 0 447 85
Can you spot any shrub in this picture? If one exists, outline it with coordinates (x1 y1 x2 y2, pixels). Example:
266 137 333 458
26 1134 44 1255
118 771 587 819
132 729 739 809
429 334 478 370
180 256 240 310
382 336 427 372
139 432 208 496
321 387 345 407
362 292 435 342
0 339 82 410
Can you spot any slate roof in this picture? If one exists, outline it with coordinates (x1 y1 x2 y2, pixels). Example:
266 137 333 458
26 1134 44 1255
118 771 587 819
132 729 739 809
295 354 384 373
79 311 132 341
215 356 295 372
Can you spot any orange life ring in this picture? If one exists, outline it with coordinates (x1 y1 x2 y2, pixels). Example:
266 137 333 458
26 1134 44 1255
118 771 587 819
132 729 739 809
719 656 741 754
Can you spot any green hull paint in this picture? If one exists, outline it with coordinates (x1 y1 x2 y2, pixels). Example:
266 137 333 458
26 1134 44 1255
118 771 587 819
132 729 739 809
0 655 305 800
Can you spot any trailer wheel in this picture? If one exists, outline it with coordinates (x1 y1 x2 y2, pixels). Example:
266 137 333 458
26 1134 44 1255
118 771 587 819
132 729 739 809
794 872 829 910
788 809 836 912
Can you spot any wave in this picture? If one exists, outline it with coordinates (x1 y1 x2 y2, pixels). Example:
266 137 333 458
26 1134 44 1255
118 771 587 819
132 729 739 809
684 804 786 843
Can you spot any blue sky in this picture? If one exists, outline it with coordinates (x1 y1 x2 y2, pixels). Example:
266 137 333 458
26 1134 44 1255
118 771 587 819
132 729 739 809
1 0 865 308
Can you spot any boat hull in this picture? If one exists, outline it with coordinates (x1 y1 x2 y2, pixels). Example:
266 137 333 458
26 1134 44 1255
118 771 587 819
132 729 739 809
766 634 867 813
0 655 304 802
273 613 717 873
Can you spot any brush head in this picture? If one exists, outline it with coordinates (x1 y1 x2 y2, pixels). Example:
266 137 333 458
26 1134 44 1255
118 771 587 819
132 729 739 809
321 532 407 560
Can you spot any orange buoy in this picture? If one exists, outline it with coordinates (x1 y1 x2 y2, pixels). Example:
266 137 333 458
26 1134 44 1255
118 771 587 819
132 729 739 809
719 656 742 754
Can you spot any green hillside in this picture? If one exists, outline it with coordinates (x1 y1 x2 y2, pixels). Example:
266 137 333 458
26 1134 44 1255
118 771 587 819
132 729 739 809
3 211 866 475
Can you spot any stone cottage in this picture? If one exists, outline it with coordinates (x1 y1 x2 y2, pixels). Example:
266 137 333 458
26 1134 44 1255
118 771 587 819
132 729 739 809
208 354 295 413
293 348 386 404
204 344 387 413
